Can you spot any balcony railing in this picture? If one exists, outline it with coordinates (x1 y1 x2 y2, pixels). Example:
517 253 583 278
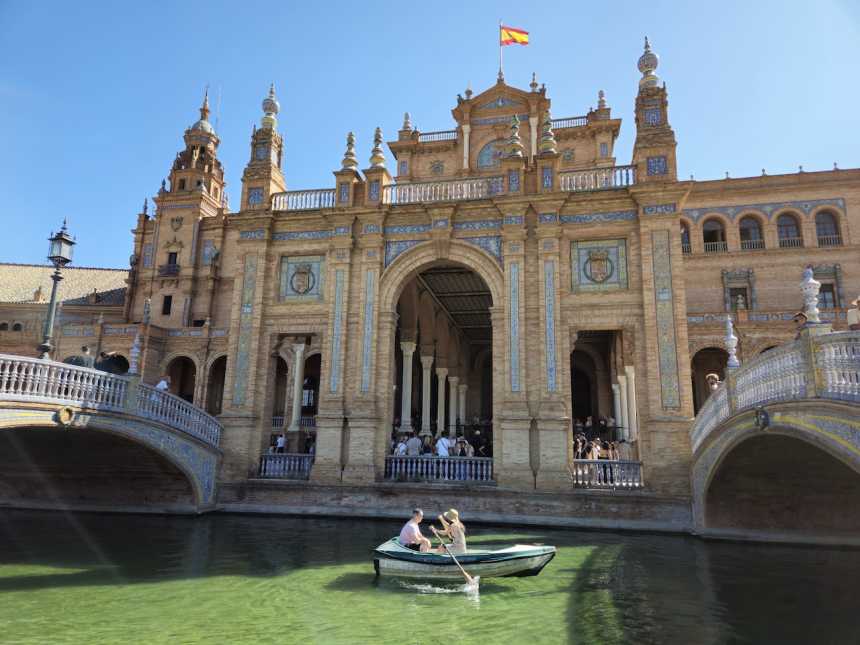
382 176 504 206
571 460 644 489
384 456 494 483
417 130 457 143
271 415 316 430
272 188 336 211
703 240 728 253
259 453 314 480
818 234 843 247
681 242 692 255
559 165 636 192
778 236 803 249
158 263 180 277
551 116 588 129
740 239 765 250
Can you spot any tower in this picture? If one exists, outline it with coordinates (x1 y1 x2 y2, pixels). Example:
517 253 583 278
631 38 678 182
241 84 287 210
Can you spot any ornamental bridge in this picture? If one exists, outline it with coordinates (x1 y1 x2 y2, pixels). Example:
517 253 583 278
0 354 222 513
689 328 860 543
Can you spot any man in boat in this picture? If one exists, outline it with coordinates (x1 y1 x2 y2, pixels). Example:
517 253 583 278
398 508 432 553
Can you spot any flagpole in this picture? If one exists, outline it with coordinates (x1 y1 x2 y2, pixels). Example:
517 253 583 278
498 19 503 81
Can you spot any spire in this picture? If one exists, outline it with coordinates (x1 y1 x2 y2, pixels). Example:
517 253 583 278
341 132 358 170
530 72 538 92
200 87 210 121
507 115 524 158
539 110 557 155
261 83 280 130
142 198 148 215
638 36 660 88
402 112 412 131
369 127 386 168
598 89 607 109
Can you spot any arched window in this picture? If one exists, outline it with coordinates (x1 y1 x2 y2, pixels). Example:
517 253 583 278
777 214 802 248
0 322 7 331
680 222 691 254
815 211 841 246
702 219 727 253
11 323 23 332
739 216 764 250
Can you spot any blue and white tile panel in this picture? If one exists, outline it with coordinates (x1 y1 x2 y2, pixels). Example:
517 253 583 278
543 260 558 392
329 269 345 393
509 262 521 392
360 269 376 392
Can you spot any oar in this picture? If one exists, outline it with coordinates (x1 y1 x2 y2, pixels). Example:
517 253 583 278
431 526 476 587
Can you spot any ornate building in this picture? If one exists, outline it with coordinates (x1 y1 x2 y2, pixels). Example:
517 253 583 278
6 40 858 503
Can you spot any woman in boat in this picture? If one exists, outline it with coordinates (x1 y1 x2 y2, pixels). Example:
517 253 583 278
436 509 467 555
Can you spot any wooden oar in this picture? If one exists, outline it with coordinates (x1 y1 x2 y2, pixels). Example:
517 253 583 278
431 526 475 586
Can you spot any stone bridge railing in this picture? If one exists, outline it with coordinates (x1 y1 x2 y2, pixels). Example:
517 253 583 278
0 354 222 448
690 330 860 453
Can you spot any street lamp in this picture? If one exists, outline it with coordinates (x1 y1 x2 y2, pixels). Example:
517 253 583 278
37 220 75 359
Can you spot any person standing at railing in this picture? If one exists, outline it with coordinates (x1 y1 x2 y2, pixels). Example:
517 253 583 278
405 431 422 457
436 432 452 457
275 433 285 454
394 435 407 456
155 375 170 392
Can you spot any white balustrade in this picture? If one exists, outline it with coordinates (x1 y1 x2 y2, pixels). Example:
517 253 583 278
384 456 494 483
690 387 730 453
571 460 643 489
417 130 457 143
559 165 636 192
259 453 314 479
734 342 806 409
137 383 222 447
272 188 336 211
382 176 504 205
816 332 860 402
551 116 588 129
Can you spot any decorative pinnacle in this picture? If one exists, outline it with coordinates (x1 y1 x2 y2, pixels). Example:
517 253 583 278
200 86 210 121
142 198 148 215
465 82 473 99
801 265 822 324
597 89 607 109
530 72 538 92
261 83 280 129
402 112 412 131
507 115 524 159
539 109 557 155
637 36 660 88
725 314 740 369
369 127 386 168
341 132 358 170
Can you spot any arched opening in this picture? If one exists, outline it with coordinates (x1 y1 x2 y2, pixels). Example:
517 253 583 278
206 356 227 416
11 322 23 332
95 353 129 375
680 222 691 254
691 347 728 413
759 345 779 355
705 434 860 536
738 216 764 250
166 356 197 403
0 427 196 510
776 213 802 248
570 351 597 424
0 322 8 331
815 211 841 246
301 354 321 423
702 218 727 253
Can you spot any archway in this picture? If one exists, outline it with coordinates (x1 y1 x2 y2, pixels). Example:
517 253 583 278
96 353 129 375
691 347 728 413
166 356 197 403
206 356 227 416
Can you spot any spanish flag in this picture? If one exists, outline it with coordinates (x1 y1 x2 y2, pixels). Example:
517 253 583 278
500 25 529 46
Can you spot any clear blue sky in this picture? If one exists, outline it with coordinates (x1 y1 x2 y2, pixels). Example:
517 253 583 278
1 1 858 269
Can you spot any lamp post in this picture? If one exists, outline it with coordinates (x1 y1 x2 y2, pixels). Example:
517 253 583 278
37 221 75 359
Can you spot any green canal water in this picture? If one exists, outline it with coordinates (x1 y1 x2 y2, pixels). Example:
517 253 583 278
1 510 858 644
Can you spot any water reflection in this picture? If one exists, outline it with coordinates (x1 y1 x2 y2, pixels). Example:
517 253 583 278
0 510 858 644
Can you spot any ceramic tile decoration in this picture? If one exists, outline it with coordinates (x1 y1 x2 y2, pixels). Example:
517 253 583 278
398 160 407 176
571 239 629 292
643 203 676 215
363 224 381 234
329 269 345 393
272 230 331 241
539 213 558 224
453 219 501 231
368 180 380 201
647 156 668 176
240 229 266 240
232 253 257 406
461 235 502 263
683 197 845 223
543 259 558 391
248 187 264 205
384 224 430 235
651 230 681 408
384 239 423 266
338 182 349 203
360 269 376 392
509 262 520 392
644 107 662 126
560 210 637 224
201 240 216 265
542 166 553 188
504 215 524 225
280 255 325 300
477 139 506 168
508 169 520 192
473 113 530 126
434 219 450 228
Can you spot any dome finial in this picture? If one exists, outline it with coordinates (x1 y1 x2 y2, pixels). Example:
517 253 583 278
402 112 412 131
638 37 660 88
369 127 386 169
598 89 607 109
341 132 358 170
530 72 538 92
261 83 280 130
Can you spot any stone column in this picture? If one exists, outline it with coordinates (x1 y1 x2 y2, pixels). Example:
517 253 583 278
617 373 629 441
399 341 416 430
462 124 471 170
420 355 434 436
458 383 468 432
288 343 307 432
448 375 459 434
435 367 448 436
611 383 622 439
625 365 639 441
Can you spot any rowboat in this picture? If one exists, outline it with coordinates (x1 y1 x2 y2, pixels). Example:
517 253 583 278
373 538 556 580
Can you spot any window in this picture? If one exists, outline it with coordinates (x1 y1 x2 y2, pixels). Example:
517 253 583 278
162 295 173 316
777 214 802 248
739 216 764 250
816 211 841 246
178 178 186 191
11 322 23 332
167 251 178 265
818 283 836 309
599 142 609 157
702 219 727 252
729 287 749 310
0 322 7 331
680 223 691 254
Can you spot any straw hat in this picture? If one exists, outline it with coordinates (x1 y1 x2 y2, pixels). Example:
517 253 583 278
443 509 460 522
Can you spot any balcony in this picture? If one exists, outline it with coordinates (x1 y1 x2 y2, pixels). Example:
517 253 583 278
384 455 494 483
272 415 316 430
272 189 336 211
740 239 765 250
818 234 843 247
158 263 180 277
259 453 314 480
571 460 643 489
559 165 636 192
681 242 692 255
551 115 588 129
382 176 504 206
778 237 803 249
417 129 457 143
703 241 728 253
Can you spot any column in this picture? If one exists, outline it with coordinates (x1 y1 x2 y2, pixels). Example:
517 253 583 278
617 373 629 441
462 124 471 170
611 383 622 439
281 363 292 430
420 355 434 436
288 343 307 432
399 341 416 430
435 367 448 436
529 116 538 159
625 365 639 441
458 383 468 432
448 375 459 434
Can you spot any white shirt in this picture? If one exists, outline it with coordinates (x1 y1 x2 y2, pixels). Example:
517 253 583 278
436 437 450 457
155 379 169 391
395 441 407 456
275 435 285 448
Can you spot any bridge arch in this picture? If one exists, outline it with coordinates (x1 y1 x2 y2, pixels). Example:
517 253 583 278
691 401 860 542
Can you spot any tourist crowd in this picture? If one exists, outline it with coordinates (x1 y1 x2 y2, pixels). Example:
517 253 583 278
389 428 492 459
